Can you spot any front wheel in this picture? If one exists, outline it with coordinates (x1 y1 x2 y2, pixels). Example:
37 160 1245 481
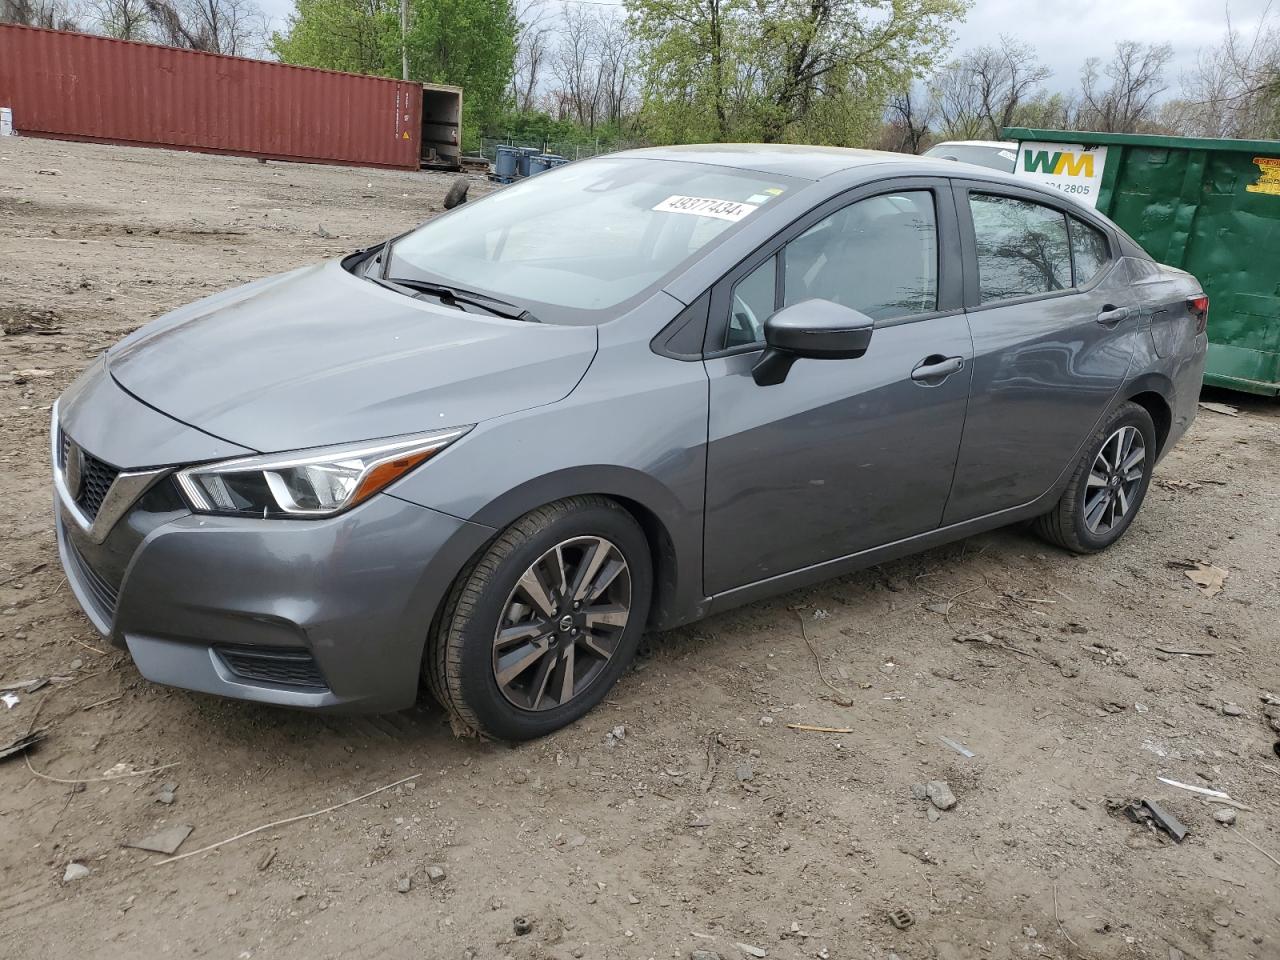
1034 401 1157 554
425 496 652 740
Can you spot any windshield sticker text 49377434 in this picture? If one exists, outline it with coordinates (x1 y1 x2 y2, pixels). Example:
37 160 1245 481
652 195 760 222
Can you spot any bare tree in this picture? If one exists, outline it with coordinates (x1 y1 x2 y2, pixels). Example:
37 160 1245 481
882 83 937 153
930 59 985 139
512 0 553 112
1172 3 1279 138
87 0 150 38
930 36 1050 140
1079 40 1174 132
544 5 635 129
1 0 82 29
144 0 264 55
550 4 603 126
594 8 636 124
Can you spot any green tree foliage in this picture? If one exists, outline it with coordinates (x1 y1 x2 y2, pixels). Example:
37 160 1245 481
271 0 394 76
625 0 968 145
406 0 516 138
272 0 517 142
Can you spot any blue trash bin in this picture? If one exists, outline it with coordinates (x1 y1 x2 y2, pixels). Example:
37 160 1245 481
493 145 518 180
515 148 538 178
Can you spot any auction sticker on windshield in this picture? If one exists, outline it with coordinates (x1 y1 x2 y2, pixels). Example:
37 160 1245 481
653 195 759 221
1014 142 1108 207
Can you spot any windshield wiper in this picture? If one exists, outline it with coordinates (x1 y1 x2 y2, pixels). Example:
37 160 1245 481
372 275 540 323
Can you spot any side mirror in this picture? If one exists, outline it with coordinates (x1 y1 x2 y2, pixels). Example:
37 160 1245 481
751 299 874 386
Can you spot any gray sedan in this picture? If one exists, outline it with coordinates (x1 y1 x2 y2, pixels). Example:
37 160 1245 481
53 145 1207 739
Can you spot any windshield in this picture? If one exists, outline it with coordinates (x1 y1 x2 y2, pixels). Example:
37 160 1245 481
388 157 798 324
923 143 1018 173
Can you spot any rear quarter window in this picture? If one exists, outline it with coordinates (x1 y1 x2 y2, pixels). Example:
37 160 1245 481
1069 216 1111 286
969 194 1071 302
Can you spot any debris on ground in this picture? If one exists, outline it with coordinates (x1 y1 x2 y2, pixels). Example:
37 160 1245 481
786 723 852 734
1214 808 1238 826
62 862 90 882
926 780 958 811
1156 776 1248 807
440 179 470 211
796 611 855 706
1169 560 1229 597
735 942 767 957
1119 799 1188 842
396 876 411 893
0 729 45 762
1 692 19 709
0 676 58 692
1198 401 1239 417
1261 694 1280 735
427 865 446 883
938 736 975 758
0 306 62 336
887 907 914 930
127 824 194 855
690 951 723 960
512 916 532 936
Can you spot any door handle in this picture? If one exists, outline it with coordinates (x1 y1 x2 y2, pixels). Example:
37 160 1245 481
1097 305 1132 325
911 355 965 383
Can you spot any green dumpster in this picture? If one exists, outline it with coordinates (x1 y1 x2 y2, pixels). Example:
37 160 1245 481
1003 128 1280 396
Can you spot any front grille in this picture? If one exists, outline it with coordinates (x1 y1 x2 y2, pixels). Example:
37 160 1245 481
64 532 120 624
60 429 121 522
217 647 327 689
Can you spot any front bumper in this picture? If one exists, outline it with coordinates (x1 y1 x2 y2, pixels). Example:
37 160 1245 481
53 380 495 712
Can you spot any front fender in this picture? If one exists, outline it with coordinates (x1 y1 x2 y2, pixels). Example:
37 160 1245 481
387 334 712 631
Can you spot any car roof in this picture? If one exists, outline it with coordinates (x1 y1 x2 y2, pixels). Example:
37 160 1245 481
614 143 971 181
606 143 1135 242
927 140 1018 150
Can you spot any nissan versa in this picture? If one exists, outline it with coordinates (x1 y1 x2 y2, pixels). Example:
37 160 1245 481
53 145 1207 739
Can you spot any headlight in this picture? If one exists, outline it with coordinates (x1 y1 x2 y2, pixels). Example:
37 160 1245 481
175 428 469 518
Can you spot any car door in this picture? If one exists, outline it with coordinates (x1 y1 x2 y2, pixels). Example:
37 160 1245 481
942 182 1139 525
702 178 973 596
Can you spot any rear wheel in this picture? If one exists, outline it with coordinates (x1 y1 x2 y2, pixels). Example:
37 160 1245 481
425 496 651 740
1034 401 1156 554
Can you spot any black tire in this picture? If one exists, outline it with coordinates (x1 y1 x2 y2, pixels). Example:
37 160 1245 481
1034 401 1157 554
425 496 652 740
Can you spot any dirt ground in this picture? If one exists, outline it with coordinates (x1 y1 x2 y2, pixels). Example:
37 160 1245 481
1 137 1278 960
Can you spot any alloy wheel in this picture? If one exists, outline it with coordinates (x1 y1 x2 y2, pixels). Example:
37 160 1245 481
1084 425 1146 535
492 536 631 712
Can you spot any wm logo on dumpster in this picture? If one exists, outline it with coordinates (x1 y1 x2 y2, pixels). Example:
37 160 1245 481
1023 150 1095 177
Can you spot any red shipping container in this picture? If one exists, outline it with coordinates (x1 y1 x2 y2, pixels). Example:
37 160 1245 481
0 24 423 170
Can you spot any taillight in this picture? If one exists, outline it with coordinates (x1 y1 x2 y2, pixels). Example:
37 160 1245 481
1187 294 1209 334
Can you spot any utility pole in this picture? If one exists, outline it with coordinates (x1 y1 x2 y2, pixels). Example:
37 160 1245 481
400 0 409 81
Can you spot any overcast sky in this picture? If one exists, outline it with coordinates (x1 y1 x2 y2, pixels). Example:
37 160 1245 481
257 0 1275 96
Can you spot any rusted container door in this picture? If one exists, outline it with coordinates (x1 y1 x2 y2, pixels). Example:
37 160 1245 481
0 24 422 171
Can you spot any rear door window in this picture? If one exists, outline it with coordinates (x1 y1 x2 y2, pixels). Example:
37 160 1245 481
969 194 1071 302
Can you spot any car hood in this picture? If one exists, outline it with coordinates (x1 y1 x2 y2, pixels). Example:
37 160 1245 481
108 261 598 452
